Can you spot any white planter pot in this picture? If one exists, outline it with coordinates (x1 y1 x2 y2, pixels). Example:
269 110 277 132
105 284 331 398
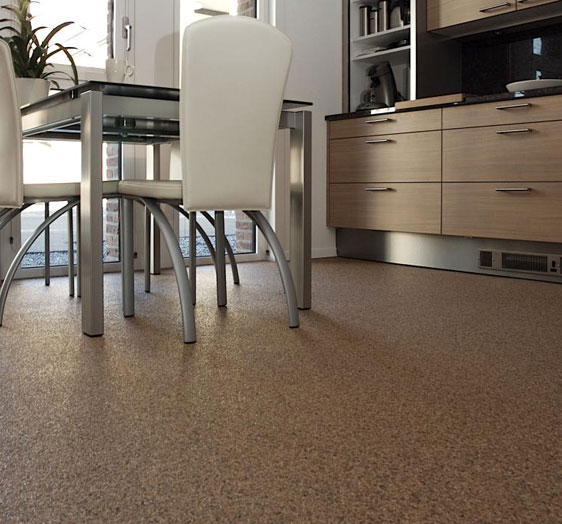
15 78 50 107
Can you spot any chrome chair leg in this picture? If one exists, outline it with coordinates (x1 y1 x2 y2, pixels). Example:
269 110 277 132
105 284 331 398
144 207 151 293
0 200 77 327
189 211 197 305
44 202 50 287
121 198 135 317
201 211 240 285
141 198 196 344
0 205 30 232
67 205 75 297
244 210 299 328
172 205 216 263
215 211 227 308
76 203 81 298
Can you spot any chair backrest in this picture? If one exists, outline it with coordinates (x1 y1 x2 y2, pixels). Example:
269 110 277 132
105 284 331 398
180 16 292 211
0 39 23 208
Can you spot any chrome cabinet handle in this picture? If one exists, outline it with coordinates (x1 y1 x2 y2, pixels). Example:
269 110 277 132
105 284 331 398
479 2 511 12
365 187 392 191
365 139 393 144
496 128 532 135
365 118 394 124
495 103 532 110
495 187 532 192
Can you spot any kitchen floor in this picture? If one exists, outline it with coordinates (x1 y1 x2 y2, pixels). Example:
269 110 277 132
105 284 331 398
0 259 560 522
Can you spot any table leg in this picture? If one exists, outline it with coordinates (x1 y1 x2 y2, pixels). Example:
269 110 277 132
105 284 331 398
80 91 104 336
150 144 161 275
289 110 312 310
144 207 151 293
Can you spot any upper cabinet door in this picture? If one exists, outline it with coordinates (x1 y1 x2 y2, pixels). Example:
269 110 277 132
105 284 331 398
517 0 560 9
427 0 516 30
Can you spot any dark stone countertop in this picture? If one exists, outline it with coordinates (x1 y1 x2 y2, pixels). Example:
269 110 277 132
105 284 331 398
325 86 562 121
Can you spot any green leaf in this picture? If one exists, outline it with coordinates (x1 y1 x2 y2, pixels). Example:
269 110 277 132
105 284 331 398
39 21 73 49
52 43 79 85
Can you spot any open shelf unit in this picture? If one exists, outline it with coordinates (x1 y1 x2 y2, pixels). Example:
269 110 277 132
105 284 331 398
345 0 463 112
348 0 413 112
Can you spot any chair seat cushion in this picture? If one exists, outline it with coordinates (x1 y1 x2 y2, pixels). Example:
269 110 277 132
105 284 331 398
24 181 119 199
118 180 182 200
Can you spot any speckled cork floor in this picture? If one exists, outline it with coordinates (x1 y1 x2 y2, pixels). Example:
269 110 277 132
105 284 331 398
0 259 561 523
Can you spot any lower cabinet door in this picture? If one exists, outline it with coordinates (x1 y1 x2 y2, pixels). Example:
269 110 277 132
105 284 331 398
443 120 562 182
443 182 562 242
329 183 441 234
329 131 441 183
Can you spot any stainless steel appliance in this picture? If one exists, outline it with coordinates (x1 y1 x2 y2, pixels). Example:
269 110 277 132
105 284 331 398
359 5 371 36
378 0 390 32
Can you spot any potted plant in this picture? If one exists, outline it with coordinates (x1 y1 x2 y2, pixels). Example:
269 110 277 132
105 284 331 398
0 0 79 106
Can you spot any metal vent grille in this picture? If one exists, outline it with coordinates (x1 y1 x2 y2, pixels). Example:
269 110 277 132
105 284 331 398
480 250 493 268
479 249 561 276
502 252 548 273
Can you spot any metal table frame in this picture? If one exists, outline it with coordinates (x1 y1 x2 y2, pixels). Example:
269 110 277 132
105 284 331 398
21 81 312 337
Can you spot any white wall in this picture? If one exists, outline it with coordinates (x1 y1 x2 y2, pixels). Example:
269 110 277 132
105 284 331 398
275 0 341 258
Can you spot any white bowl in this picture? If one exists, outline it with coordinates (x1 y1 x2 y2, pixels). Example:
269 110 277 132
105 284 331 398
506 79 562 93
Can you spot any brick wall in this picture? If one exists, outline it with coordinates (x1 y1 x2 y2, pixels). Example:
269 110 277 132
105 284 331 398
235 211 255 252
105 144 120 262
237 0 256 17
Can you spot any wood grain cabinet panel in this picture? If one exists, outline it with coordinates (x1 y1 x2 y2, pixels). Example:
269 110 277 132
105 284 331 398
443 95 562 129
517 0 560 9
329 109 441 139
443 182 562 242
443 120 562 182
329 131 441 183
427 0 515 30
329 183 441 234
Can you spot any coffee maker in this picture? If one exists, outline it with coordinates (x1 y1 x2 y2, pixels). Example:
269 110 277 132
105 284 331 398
357 62 401 110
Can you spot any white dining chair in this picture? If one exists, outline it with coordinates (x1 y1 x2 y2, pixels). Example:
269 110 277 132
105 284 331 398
118 15 298 343
0 39 118 326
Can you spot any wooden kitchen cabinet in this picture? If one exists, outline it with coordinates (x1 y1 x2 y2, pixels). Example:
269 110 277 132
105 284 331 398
443 182 562 242
329 183 442 235
442 94 562 129
327 93 562 243
427 0 515 30
329 109 441 140
443 120 562 182
329 131 441 184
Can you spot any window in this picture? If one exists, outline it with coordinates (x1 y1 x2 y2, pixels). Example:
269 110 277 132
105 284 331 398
20 1 119 269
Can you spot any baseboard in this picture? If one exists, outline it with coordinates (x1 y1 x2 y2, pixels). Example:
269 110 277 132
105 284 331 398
313 247 338 259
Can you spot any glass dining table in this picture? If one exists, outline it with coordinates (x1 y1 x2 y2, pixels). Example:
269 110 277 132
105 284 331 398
20 81 312 337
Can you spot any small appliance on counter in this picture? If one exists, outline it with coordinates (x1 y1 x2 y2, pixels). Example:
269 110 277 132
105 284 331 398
356 61 403 110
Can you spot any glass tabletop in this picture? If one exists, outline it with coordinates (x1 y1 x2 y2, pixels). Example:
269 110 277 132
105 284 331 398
21 80 312 115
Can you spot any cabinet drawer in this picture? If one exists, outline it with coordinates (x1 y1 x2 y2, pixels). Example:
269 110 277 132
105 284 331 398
329 109 441 139
443 95 562 129
329 183 441 234
427 0 515 30
443 120 562 182
443 182 562 242
329 131 441 183
517 0 560 9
